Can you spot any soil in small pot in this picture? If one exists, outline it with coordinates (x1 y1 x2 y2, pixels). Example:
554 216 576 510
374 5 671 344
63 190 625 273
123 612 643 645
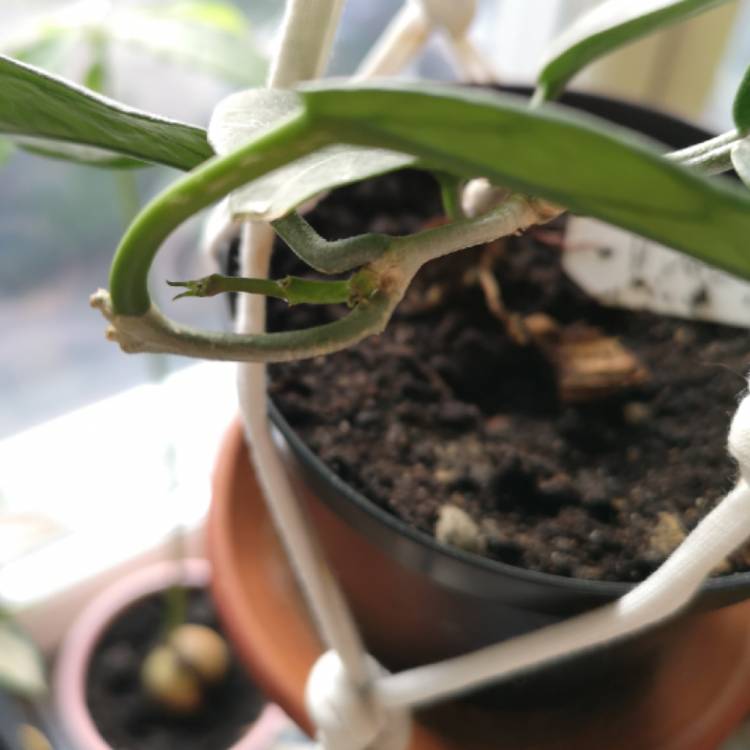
265 169 750 584
85 588 264 750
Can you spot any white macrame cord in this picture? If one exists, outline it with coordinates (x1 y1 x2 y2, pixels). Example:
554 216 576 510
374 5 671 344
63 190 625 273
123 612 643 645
235 2 409 748
223 1 750 747
356 0 494 82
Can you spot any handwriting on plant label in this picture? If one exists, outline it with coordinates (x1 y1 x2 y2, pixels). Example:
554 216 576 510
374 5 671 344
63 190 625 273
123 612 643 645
563 217 750 329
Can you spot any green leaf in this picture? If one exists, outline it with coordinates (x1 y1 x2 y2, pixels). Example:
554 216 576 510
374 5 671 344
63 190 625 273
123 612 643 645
733 64 750 132
731 138 750 188
209 89 413 221
301 81 750 281
0 618 45 698
537 0 731 101
0 55 213 171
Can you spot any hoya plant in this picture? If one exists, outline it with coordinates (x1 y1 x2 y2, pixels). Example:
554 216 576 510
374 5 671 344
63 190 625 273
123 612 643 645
0 1 747 362
3 0 750 745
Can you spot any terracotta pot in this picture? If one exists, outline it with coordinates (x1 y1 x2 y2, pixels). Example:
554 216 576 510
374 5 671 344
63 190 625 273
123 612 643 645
53 558 287 750
208 419 750 749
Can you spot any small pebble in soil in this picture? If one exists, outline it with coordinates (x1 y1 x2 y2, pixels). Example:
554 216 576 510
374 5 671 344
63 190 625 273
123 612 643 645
435 505 485 554
647 512 686 560
623 402 652 426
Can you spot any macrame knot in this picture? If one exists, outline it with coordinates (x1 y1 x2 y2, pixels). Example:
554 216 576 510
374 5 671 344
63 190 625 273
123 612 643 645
728 386 750 483
306 650 411 750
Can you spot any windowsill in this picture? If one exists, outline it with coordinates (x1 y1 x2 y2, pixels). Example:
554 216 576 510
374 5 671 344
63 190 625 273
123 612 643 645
0 361 238 649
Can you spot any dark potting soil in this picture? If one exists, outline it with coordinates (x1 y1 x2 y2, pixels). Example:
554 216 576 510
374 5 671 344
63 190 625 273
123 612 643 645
85 588 264 750
266 169 750 583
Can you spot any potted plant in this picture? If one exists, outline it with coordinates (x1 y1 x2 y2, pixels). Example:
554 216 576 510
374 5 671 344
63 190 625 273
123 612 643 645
53 557 286 750
4 0 750 746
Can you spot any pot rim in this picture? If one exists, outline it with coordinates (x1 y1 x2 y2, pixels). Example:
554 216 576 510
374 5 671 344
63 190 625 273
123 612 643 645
53 558 283 750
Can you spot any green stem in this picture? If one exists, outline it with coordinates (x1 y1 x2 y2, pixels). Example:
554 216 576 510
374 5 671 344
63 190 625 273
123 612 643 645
109 110 329 316
434 171 465 220
163 582 187 637
388 195 559 272
272 211 392 273
115 171 140 228
168 273 351 305
92 288 398 362
95 191 557 362
669 129 745 175
529 85 548 108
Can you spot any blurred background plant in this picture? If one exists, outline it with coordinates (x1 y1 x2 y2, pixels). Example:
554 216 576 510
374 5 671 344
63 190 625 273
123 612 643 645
3 0 750 438
0 0 275 438
0 601 51 750
0 0 748 583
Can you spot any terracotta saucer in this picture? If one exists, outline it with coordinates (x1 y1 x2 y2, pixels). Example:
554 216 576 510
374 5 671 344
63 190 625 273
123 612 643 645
207 419 750 749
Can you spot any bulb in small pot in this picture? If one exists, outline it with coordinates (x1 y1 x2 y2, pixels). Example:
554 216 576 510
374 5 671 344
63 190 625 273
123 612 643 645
141 624 230 713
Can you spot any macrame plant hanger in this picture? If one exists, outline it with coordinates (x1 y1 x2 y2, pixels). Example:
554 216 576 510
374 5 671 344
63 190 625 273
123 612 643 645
221 2 750 747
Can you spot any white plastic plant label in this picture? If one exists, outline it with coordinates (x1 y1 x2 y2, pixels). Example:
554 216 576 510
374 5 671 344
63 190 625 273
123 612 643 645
563 216 750 328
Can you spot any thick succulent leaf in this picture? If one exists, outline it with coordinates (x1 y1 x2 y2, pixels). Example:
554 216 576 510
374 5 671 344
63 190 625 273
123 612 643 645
300 82 750 281
734 65 750 132
732 138 750 188
0 55 212 170
83 56 107 93
0 619 45 697
209 89 413 220
537 0 731 101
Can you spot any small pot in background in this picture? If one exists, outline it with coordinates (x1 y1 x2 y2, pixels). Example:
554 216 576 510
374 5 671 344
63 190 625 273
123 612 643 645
53 558 287 750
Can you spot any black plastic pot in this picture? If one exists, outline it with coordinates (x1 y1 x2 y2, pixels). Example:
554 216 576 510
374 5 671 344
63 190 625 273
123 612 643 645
266 88 750 703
